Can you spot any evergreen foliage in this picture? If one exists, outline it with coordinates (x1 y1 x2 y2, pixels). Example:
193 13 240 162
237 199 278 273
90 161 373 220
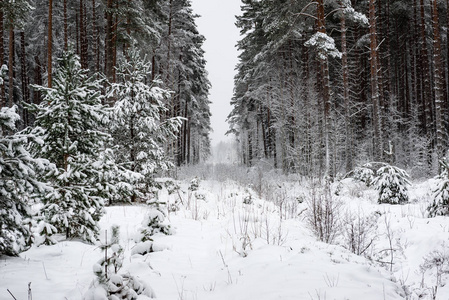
109 49 182 201
428 157 449 217
372 164 410 204
29 51 112 243
0 104 49 255
139 210 172 243
85 225 156 300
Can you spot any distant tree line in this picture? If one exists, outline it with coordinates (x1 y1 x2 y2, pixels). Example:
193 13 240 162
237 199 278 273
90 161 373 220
228 0 449 178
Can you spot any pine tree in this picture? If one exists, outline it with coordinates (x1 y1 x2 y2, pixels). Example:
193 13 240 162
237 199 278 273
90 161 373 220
29 51 113 243
428 155 449 216
0 104 50 255
109 49 182 202
84 225 156 299
372 164 410 204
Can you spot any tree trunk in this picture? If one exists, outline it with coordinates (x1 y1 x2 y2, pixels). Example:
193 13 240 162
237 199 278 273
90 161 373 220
33 56 43 104
92 0 100 74
430 0 445 159
8 26 14 107
340 5 352 172
0 11 5 108
20 31 29 126
64 0 68 51
48 0 53 88
105 0 114 82
420 0 432 137
369 0 383 160
80 0 87 69
317 0 334 178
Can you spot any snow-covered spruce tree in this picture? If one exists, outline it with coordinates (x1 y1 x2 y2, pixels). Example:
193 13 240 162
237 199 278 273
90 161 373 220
428 156 449 217
0 104 50 256
371 164 410 204
350 163 375 187
139 210 172 241
29 51 114 244
109 49 182 202
85 225 155 299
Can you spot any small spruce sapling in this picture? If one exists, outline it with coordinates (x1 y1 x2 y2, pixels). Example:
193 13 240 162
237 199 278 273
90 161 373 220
85 225 155 299
350 163 375 187
372 164 410 204
428 156 449 216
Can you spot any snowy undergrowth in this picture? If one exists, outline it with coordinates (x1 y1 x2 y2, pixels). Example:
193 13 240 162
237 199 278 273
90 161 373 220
2 165 449 299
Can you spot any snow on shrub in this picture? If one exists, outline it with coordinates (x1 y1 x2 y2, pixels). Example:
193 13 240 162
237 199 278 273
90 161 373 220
84 225 155 299
132 208 172 256
139 210 172 241
350 163 375 187
351 163 410 204
372 164 410 204
428 157 449 217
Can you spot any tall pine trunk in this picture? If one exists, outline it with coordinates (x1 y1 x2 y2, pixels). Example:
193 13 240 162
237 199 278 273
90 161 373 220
340 5 352 172
8 26 14 107
430 0 445 159
317 0 334 178
0 11 4 108
369 0 382 161
48 0 53 88
64 0 68 51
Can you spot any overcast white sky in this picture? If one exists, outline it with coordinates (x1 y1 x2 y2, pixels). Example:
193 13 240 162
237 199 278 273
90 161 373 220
190 0 242 146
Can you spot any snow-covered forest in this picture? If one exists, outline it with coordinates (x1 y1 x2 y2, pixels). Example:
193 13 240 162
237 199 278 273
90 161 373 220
3 0 449 299
228 0 449 178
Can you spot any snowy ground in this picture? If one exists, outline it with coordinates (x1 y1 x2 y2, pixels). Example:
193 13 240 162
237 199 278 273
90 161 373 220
2 165 449 300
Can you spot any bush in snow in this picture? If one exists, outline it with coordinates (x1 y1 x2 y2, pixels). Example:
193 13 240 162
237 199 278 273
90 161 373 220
428 156 449 217
350 163 375 187
139 210 172 242
372 164 410 204
0 105 50 255
85 225 155 300
188 177 200 192
305 182 341 244
418 248 449 299
163 179 183 211
342 210 379 257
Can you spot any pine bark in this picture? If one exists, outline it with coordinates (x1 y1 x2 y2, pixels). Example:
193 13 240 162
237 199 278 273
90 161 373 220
64 0 68 51
105 0 114 82
0 11 4 108
8 26 14 107
420 0 432 136
317 0 333 178
48 0 53 88
369 0 383 160
430 0 445 158
20 31 29 126
340 6 352 172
